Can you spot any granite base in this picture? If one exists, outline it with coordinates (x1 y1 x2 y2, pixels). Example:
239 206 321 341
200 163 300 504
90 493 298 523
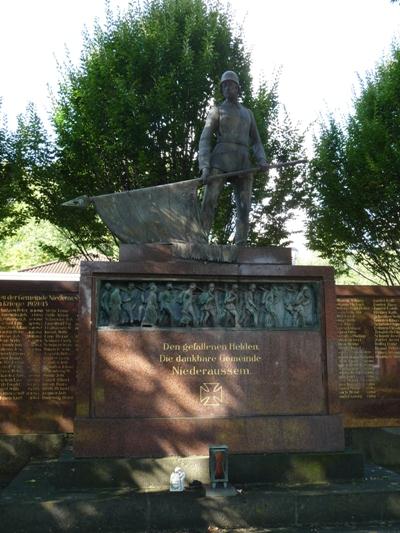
74 414 344 458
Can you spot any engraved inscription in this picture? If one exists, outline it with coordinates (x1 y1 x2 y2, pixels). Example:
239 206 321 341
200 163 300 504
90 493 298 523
373 299 400 359
337 295 400 401
0 294 78 402
159 341 261 382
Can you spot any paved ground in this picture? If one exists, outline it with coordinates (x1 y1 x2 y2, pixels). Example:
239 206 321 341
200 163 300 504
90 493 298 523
139 526 400 532
215 526 400 532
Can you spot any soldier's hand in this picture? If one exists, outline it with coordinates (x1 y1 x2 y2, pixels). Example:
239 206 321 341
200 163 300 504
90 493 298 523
201 167 210 184
259 162 269 173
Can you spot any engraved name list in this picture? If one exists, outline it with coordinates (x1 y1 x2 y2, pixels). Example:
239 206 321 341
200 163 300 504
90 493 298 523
0 293 78 402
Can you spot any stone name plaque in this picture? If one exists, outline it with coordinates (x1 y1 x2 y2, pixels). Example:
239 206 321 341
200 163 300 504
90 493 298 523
0 280 79 433
336 286 400 427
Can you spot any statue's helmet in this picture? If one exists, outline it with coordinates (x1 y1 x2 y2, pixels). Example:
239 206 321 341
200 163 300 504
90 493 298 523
220 70 240 90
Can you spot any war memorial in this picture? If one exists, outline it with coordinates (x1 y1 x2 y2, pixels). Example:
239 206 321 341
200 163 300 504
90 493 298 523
1 71 400 531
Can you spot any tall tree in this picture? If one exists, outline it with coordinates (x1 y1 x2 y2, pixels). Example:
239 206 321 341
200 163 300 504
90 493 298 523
10 0 305 257
306 46 400 285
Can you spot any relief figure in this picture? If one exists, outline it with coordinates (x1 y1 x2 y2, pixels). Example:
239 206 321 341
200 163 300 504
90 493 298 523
262 286 280 328
179 283 198 327
141 283 159 327
121 282 144 325
242 283 259 327
223 284 241 328
283 284 298 327
287 285 313 327
199 282 219 327
100 282 112 325
109 287 122 326
158 283 177 327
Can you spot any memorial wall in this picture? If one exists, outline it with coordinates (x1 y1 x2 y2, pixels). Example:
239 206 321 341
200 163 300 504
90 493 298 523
1 277 399 434
336 285 400 427
0 279 79 433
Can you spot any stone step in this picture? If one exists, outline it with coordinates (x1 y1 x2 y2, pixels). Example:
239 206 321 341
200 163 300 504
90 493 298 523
7 449 364 490
0 434 66 486
1 460 399 532
348 428 400 467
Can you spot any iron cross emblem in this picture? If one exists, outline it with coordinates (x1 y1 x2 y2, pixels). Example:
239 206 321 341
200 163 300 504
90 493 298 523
200 382 223 406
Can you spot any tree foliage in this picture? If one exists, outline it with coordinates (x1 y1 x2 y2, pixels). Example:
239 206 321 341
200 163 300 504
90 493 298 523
0 218 69 271
0 106 30 238
2 0 305 259
306 47 400 285
0 105 82 268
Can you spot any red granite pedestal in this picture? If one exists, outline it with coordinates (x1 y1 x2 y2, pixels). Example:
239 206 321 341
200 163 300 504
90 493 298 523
74 245 344 457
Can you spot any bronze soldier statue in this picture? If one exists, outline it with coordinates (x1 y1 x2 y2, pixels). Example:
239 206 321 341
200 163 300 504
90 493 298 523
199 70 269 245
